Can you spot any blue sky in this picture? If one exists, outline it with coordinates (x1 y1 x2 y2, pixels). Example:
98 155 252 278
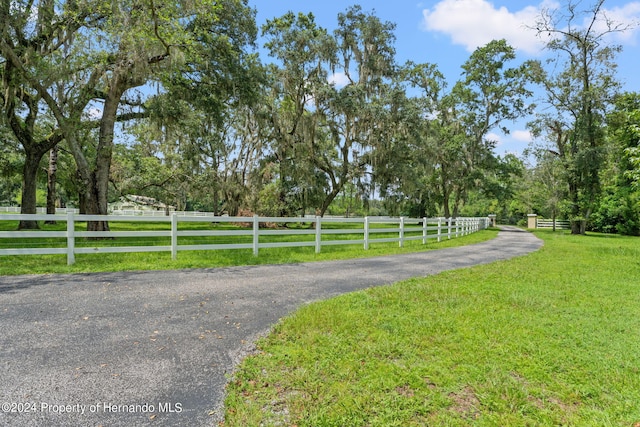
248 0 640 156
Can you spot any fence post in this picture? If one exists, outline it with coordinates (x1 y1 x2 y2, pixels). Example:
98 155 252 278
315 216 322 254
253 215 259 256
171 213 178 260
399 217 405 248
364 216 370 250
66 211 75 265
448 217 453 240
422 217 427 244
437 218 442 243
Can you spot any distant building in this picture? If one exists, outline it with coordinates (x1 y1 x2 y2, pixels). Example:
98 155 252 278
109 195 175 213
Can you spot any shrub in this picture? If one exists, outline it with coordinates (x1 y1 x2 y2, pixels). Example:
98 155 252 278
589 190 640 235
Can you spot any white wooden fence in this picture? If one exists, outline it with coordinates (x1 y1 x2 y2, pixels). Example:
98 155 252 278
537 218 570 230
0 213 489 265
0 206 215 217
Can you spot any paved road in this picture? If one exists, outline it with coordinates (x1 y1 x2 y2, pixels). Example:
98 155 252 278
0 227 542 426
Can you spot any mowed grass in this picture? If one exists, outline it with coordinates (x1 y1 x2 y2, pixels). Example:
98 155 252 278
0 218 497 275
223 231 640 426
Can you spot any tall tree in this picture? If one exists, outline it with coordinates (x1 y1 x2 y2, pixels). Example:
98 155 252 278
262 7 398 217
1 0 258 231
375 61 443 217
450 39 537 216
316 5 398 216
0 0 66 228
395 41 536 218
532 0 629 234
261 11 336 215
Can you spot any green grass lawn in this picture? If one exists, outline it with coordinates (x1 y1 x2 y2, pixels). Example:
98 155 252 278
223 231 640 426
0 218 496 275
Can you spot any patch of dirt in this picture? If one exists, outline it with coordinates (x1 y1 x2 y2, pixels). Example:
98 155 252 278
395 385 415 397
449 386 481 419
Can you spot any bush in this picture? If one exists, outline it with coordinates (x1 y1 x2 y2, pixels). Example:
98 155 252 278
589 190 640 235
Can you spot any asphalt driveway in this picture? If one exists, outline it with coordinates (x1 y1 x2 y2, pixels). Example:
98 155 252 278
0 227 542 426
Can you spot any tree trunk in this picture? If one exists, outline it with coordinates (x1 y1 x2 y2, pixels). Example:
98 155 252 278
18 150 42 230
440 169 451 218
568 178 584 235
83 68 131 232
318 186 342 218
85 172 110 233
571 219 586 235
77 168 88 215
442 187 451 218
45 146 58 224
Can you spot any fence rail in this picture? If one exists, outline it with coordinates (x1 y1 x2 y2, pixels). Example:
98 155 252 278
0 213 489 265
537 219 570 229
0 206 216 217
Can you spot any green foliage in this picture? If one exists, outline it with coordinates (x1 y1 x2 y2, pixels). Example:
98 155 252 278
390 40 536 219
1 0 260 224
326 182 370 217
514 149 568 225
0 127 22 205
256 181 286 217
608 92 640 187
262 6 399 217
531 1 624 233
584 92 640 235
15 188 47 207
589 189 640 235
1 1 637 236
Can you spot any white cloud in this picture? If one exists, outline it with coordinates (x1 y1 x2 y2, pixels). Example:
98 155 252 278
485 132 502 145
592 2 640 44
422 1 640 54
512 130 533 143
422 0 553 55
328 72 350 88
85 107 103 119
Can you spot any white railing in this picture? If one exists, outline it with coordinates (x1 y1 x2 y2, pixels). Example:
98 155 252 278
0 206 216 217
537 219 570 229
0 213 489 265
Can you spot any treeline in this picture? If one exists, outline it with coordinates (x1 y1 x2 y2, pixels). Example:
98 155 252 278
1 1 639 234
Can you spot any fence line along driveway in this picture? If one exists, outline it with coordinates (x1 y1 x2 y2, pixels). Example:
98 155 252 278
0 226 542 427
0 213 488 265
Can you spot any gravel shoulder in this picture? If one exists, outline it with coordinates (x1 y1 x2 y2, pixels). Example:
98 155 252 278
0 226 542 426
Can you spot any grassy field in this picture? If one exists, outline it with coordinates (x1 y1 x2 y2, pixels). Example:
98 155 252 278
223 231 640 426
0 219 496 276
